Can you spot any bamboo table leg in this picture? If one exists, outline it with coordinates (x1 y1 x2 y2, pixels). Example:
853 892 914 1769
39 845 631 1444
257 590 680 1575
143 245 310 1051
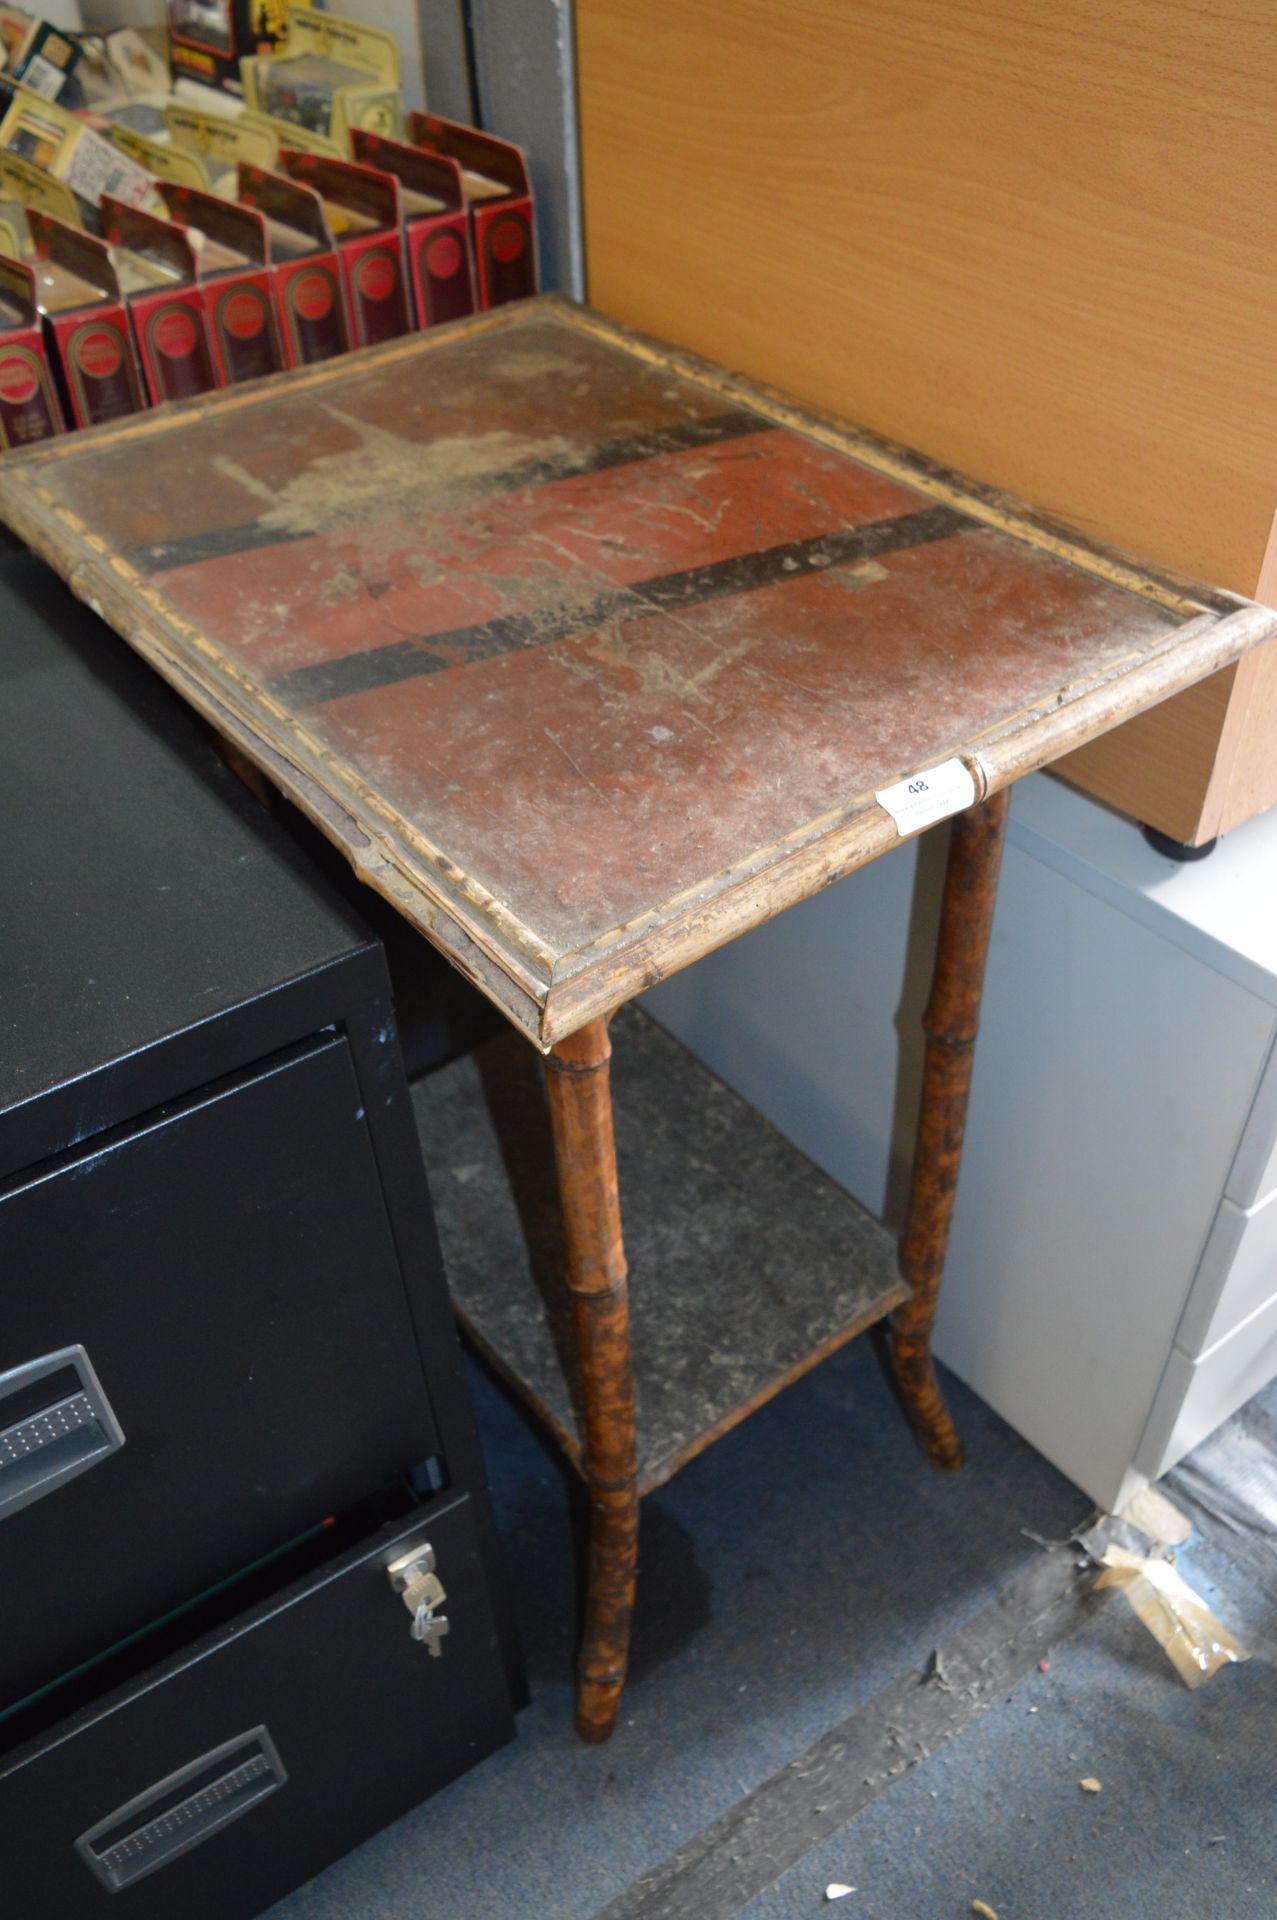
544 1015 639 1744
887 788 1011 1468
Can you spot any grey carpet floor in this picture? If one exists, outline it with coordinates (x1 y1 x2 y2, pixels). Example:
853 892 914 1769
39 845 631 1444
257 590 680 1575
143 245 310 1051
264 1337 1274 1920
733 1526 1276 1920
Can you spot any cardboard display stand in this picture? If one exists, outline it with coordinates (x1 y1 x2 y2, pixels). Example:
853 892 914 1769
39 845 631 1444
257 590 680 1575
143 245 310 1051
164 98 277 196
0 253 62 447
0 82 155 226
25 210 144 426
407 113 537 310
234 161 348 368
110 122 210 193
0 147 79 248
240 8 401 146
100 195 218 404
0 9 81 103
158 180 282 384
278 148 411 347
350 129 476 330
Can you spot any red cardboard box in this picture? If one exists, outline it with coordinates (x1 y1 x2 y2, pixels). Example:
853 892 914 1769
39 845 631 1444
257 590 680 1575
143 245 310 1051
158 181 283 385
101 196 219 405
350 129 476 331
26 210 145 428
278 148 411 347
407 114 537 310
0 253 63 448
235 162 349 369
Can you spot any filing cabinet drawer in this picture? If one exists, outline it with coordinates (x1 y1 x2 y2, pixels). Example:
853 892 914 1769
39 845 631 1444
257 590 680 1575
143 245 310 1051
0 1032 441 1713
1175 1184 1277 1359
1141 1288 1277 1480
1225 1032 1277 1211
0 1491 514 1920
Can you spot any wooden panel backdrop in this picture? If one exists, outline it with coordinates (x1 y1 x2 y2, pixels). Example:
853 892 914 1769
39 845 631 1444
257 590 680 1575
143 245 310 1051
576 0 1277 842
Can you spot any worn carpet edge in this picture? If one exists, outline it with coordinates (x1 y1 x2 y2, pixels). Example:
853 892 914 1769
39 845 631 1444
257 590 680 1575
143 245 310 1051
590 1547 1105 1920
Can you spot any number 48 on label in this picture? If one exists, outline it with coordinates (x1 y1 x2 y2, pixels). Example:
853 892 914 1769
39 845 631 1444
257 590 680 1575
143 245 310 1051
876 759 976 835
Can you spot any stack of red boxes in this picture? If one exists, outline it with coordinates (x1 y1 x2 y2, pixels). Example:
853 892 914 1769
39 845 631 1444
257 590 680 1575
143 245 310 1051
0 111 539 447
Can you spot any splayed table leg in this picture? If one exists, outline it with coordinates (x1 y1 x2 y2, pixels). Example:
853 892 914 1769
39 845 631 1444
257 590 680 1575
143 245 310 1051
889 789 1011 1468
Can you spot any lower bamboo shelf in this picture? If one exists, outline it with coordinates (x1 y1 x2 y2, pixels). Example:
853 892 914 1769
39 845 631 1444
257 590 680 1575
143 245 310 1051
411 1006 908 1494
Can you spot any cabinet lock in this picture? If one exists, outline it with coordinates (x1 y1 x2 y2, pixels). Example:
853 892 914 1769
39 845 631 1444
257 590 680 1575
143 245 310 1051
386 1541 450 1657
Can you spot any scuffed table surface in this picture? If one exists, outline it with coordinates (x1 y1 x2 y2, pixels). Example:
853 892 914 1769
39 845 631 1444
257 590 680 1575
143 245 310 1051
0 296 1270 1045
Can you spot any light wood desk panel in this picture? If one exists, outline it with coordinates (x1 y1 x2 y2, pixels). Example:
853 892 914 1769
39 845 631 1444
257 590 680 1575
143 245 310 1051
577 0 1277 840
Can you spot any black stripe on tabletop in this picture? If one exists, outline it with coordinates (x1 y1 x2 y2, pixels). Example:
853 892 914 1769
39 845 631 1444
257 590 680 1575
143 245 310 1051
128 410 775 574
270 503 973 709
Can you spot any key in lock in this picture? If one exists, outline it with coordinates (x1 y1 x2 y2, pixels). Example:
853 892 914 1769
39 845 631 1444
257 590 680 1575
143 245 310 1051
402 1568 446 1616
412 1609 451 1656
386 1544 451 1657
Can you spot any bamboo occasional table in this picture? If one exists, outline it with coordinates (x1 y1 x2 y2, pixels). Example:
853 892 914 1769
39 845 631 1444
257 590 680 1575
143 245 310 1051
2 298 1272 1742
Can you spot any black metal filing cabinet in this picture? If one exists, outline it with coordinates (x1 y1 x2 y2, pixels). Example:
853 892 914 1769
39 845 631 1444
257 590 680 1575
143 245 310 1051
0 555 518 1916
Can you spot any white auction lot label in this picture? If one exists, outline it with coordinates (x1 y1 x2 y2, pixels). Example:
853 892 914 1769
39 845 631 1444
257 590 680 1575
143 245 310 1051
875 757 976 835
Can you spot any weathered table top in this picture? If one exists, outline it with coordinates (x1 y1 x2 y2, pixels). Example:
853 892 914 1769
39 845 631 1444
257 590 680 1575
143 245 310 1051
1 296 1271 1045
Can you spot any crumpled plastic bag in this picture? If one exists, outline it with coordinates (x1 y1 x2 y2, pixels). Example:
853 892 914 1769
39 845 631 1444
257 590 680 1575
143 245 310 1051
1096 1544 1249 1687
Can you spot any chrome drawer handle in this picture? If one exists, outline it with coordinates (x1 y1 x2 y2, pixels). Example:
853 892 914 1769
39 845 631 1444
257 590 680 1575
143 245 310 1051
0 1345 124 1522
75 1728 287 1892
